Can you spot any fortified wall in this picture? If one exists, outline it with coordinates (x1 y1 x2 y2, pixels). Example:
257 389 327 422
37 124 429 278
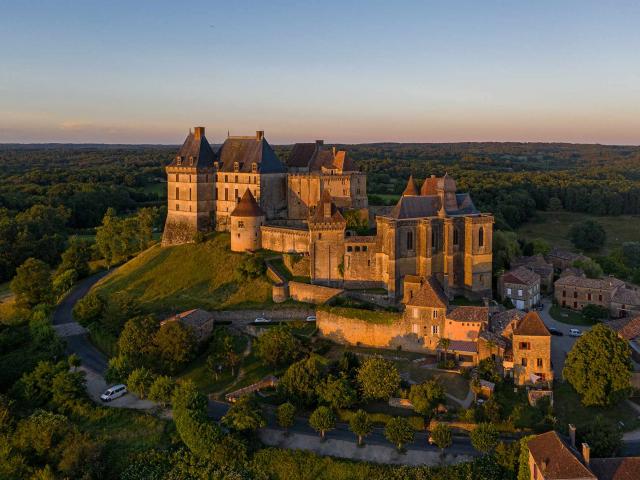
289 281 343 304
260 226 309 253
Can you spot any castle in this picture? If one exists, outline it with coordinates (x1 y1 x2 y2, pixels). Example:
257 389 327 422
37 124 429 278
163 127 493 302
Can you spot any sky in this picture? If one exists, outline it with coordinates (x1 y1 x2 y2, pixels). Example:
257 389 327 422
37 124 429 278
0 0 639 145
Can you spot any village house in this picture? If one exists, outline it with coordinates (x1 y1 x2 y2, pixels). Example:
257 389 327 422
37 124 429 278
607 315 640 362
511 254 555 292
554 275 640 318
498 266 541 310
510 311 553 385
547 247 589 272
160 308 215 343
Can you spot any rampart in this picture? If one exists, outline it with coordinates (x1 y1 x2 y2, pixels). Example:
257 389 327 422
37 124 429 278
289 281 343 304
260 226 309 253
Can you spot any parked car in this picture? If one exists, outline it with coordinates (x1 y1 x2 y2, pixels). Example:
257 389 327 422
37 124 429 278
100 384 127 402
306 315 317 322
548 327 564 336
569 328 582 337
254 317 271 323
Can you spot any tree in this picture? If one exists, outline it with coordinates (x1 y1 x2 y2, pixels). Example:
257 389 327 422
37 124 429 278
72 292 104 326
409 380 445 419
10 258 53 308
221 336 240 376
349 409 373 447
437 337 451 364
51 370 86 412
357 356 400 401
222 394 266 433
127 367 155 399
52 268 77 298
316 375 357 410
493 230 522 272
276 402 296 433
622 242 640 269
279 356 324 406
430 423 452 456
102 291 140 334
573 258 604 279
582 304 609 323
563 324 632 406
517 435 535 480
118 315 158 365
255 326 300 367
95 208 127 267
547 197 563 211
531 238 551 256
470 423 498 454
309 406 335 440
384 417 414 452
569 220 606 251
58 237 92 278
237 255 265 279
153 321 196 373
105 355 135 384
582 415 622 457
148 375 175 407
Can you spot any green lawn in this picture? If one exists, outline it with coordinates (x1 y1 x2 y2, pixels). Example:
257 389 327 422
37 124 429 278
92 233 274 316
549 305 593 326
406 365 470 399
517 210 640 254
554 381 640 433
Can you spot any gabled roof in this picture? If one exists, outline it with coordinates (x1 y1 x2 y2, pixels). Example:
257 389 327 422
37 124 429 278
502 266 540 286
490 309 525 336
607 316 640 340
405 276 448 308
548 247 587 262
590 457 640 480
612 288 640 306
287 142 319 168
513 311 550 337
420 175 439 195
447 340 477 353
231 189 265 217
526 431 596 480
217 133 286 173
309 190 346 225
555 275 625 291
169 127 216 168
447 306 489 324
388 193 479 220
402 175 419 196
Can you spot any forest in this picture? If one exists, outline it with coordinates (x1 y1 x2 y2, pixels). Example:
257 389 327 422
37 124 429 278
1 141 639 283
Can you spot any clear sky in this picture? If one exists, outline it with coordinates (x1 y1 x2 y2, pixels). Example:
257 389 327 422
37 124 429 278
1 0 639 144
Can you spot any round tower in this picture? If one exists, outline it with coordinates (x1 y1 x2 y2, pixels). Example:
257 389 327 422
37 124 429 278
230 189 265 252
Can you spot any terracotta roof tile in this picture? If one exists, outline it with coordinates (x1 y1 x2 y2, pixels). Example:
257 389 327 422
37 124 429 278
230 189 265 217
612 288 640 306
309 190 346 225
555 275 625 291
406 276 448 308
502 266 540 286
490 309 525 336
527 431 596 480
420 176 439 195
513 311 550 337
607 316 640 340
447 306 489 324
590 457 640 480
402 175 419 196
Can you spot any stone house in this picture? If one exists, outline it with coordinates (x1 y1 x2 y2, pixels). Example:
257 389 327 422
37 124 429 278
554 275 640 317
160 308 214 343
511 254 554 292
526 429 640 480
510 311 553 385
499 266 541 310
607 315 640 362
547 247 589 272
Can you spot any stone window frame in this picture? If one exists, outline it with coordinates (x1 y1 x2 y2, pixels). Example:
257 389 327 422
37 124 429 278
432 325 439 335
478 226 484 248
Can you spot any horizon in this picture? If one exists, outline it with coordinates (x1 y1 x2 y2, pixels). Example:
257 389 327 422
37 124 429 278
1 0 639 144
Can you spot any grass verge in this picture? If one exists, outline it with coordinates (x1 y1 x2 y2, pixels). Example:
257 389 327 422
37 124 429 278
549 305 593 326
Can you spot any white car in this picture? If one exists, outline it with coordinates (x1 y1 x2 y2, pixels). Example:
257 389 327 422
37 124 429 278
306 315 317 322
254 317 271 323
100 384 127 402
569 328 582 337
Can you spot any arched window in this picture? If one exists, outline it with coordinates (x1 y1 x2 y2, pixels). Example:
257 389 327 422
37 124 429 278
478 227 484 247
453 228 459 246
407 231 413 250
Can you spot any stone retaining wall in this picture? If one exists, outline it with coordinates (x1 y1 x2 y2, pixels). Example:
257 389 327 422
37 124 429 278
289 281 343 305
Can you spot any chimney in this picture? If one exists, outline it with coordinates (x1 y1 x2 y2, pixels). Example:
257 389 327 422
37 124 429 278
332 146 336 157
194 126 205 139
569 424 576 448
582 443 590 466
316 139 324 146
256 130 264 141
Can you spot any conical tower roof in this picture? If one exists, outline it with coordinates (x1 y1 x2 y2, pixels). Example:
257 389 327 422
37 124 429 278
402 175 419 196
230 189 265 217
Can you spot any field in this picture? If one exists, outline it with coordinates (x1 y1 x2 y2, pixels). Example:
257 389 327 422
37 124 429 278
517 210 640 253
92 233 273 316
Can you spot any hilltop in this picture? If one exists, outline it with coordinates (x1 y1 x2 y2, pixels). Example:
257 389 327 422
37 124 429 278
92 233 273 316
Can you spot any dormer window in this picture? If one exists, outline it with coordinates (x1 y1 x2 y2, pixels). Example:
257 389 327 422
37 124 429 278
214 161 219 169
234 162 239 172
189 156 194 166
251 162 258 173
176 156 182 166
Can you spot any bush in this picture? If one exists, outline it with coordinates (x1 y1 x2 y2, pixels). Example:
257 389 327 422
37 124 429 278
148 375 175 407
255 325 301 367
127 367 155 399
72 293 104 327
357 357 400 401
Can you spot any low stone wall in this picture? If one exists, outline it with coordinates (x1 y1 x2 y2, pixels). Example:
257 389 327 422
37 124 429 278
261 226 309 253
211 308 315 322
317 309 428 353
284 253 310 277
343 290 394 308
289 281 343 305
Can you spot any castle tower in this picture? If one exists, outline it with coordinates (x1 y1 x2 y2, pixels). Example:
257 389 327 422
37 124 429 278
402 175 419 196
308 190 347 286
162 127 216 246
230 189 265 252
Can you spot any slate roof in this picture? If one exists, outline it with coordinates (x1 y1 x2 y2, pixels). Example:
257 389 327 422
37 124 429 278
513 311 550 337
502 266 540 286
447 340 477 353
309 190 346 225
607 316 640 340
478 330 507 349
560 267 586 278
169 127 216 168
548 247 587 263
405 276 448 308
388 193 479 220
402 175 419 196
555 275 625 291
216 134 286 173
287 141 355 172
527 431 596 480
287 142 319 168
447 306 489 324
230 189 265 217
590 457 640 480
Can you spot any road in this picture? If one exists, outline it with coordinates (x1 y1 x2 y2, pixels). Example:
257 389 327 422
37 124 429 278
536 297 593 378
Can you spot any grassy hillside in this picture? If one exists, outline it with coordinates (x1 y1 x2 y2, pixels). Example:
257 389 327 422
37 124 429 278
93 233 273 316
516 210 640 253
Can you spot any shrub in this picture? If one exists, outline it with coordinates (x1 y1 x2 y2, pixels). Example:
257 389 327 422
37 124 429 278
148 375 175 407
357 357 400 401
127 367 155 399
72 293 104 326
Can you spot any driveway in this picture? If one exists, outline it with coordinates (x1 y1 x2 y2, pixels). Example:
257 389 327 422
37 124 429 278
537 297 593 378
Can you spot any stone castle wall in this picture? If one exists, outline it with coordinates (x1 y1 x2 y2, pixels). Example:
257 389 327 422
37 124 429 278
317 310 429 353
261 226 309 253
289 281 343 304
283 253 310 277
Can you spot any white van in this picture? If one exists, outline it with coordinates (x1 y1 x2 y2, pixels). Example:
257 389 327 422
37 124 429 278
100 384 127 402
569 328 582 337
